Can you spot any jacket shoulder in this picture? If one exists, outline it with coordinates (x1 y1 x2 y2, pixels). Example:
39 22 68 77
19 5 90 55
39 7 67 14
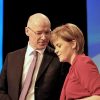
8 47 26 55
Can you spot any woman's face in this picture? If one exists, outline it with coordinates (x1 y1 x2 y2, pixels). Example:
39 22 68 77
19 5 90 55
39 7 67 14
54 38 75 63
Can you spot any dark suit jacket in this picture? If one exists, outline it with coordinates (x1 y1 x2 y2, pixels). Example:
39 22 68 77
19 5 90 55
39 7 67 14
0 46 70 100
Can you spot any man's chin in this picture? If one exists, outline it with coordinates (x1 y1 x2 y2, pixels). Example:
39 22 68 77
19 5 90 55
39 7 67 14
38 45 47 49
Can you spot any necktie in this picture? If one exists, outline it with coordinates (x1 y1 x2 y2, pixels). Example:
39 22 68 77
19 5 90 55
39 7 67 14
19 51 38 100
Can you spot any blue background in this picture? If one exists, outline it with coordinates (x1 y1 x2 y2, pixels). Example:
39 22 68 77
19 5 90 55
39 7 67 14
0 0 3 71
87 0 100 70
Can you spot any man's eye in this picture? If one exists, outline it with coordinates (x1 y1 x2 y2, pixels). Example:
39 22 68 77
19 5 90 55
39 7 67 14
45 31 50 35
36 32 42 35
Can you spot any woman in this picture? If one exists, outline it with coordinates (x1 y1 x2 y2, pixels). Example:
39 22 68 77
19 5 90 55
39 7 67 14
50 23 100 100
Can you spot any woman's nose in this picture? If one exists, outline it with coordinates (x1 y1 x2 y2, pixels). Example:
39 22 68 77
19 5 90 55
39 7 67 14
55 49 58 55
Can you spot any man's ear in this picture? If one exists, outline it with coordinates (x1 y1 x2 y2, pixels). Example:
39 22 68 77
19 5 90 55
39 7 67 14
71 40 76 49
25 27 29 36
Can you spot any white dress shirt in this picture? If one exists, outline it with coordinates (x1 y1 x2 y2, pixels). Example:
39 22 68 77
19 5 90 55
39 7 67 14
21 43 45 100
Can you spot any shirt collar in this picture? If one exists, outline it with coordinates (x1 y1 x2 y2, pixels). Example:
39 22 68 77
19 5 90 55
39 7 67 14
26 43 45 56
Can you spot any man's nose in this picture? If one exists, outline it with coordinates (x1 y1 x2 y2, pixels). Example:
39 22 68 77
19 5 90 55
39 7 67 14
41 34 47 39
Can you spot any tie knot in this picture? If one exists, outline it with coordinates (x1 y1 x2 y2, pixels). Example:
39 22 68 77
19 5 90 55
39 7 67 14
31 50 38 56
35 50 38 55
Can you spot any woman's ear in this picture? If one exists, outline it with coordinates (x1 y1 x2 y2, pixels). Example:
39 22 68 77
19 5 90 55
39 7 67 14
25 27 29 36
71 40 76 49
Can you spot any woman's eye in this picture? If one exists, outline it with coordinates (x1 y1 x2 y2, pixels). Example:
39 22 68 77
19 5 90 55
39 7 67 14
57 44 61 48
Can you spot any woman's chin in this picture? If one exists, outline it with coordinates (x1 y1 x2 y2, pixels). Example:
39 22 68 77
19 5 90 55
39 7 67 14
59 58 64 62
59 58 67 62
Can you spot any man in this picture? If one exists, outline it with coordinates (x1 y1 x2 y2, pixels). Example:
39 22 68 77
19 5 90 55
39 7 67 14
0 13 70 100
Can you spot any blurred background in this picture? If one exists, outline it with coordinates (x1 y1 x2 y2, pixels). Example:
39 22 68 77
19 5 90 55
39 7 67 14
0 0 100 71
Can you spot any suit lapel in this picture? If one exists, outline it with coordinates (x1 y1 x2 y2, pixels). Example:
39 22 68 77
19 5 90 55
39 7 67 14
36 47 54 82
13 48 26 98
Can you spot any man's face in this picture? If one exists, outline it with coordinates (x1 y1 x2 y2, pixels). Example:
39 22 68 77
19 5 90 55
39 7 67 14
26 24 51 50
